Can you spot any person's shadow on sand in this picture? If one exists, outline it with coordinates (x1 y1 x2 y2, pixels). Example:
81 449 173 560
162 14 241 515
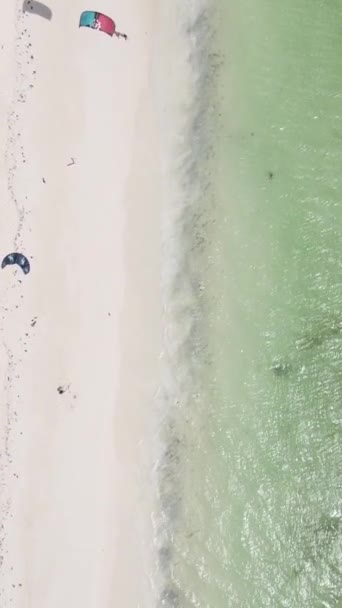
22 0 52 20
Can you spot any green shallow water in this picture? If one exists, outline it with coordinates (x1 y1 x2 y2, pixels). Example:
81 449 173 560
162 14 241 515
165 1 342 606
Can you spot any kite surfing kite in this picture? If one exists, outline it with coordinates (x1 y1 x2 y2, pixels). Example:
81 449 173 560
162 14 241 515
23 1 53 20
79 11 127 39
1 253 30 275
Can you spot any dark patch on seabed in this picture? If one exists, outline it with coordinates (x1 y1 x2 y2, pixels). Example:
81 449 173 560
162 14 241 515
270 314 342 379
154 2 221 606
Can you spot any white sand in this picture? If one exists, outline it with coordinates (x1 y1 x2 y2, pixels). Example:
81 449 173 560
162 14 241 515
0 0 162 605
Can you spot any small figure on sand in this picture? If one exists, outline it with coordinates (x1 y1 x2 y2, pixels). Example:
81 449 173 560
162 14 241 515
57 384 70 395
115 30 127 40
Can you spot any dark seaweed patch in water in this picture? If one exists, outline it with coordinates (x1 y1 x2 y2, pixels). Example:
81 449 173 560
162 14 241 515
158 545 172 571
291 512 342 580
157 427 183 523
295 333 325 351
159 487 181 523
271 315 342 381
162 436 181 468
271 361 292 376
319 513 342 536
160 586 180 607
295 316 342 351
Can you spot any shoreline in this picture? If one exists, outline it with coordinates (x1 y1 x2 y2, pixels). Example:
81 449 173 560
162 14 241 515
150 1 217 603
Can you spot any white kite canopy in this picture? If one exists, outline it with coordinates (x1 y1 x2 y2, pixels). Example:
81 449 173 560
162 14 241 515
23 0 53 20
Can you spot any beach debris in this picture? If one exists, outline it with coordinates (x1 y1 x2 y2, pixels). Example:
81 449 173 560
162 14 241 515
79 11 127 39
31 317 37 327
1 253 30 275
23 0 52 20
67 157 76 167
42 177 46 183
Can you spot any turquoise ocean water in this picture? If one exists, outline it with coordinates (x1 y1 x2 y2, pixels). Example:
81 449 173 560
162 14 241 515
155 1 342 606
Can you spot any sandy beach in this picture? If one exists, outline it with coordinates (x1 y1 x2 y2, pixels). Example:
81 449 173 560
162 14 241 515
0 0 162 605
